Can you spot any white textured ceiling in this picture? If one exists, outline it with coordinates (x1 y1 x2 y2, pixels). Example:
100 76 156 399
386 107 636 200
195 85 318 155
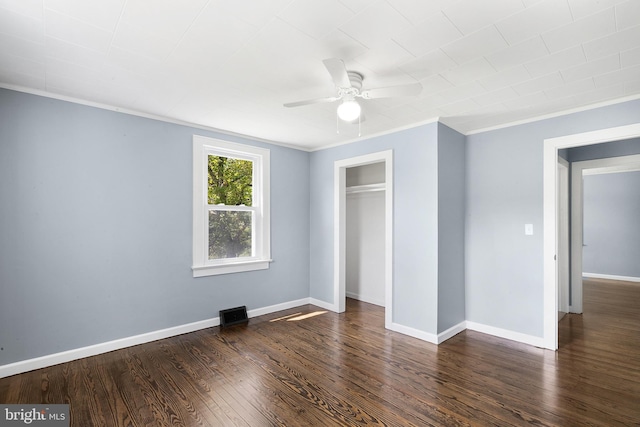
1 0 639 150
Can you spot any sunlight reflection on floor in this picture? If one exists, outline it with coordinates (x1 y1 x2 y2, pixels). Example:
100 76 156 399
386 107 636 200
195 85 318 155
286 311 328 321
268 311 328 322
269 312 303 322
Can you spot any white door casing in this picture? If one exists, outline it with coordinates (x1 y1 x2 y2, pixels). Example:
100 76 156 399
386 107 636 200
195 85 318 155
557 157 570 317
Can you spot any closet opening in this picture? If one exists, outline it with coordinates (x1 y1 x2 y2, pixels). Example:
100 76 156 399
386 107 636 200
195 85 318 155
346 162 386 308
334 150 393 328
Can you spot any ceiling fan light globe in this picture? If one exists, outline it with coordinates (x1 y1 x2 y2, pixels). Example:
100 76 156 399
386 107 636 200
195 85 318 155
337 100 361 122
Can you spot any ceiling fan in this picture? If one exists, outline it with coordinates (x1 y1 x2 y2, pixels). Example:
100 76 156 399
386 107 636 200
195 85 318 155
284 58 423 123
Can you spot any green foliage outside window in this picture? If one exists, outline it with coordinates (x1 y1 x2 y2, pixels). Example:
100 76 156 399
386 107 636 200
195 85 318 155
208 156 252 205
208 156 253 259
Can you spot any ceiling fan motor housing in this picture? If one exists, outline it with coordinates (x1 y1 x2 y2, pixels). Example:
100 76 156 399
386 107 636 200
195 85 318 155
338 71 364 99
347 71 363 90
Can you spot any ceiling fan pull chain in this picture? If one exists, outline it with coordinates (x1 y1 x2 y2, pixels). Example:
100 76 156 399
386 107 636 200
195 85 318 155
336 110 340 134
358 113 361 137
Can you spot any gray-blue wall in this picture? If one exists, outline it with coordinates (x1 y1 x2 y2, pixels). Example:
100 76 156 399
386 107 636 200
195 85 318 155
309 123 440 334
309 122 468 336
437 123 466 333
583 171 640 278
465 99 640 338
0 88 310 365
3 85 640 367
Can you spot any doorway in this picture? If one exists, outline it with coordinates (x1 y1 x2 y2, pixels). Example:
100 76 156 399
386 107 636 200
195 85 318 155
543 123 640 350
569 154 640 314
334 150 393 328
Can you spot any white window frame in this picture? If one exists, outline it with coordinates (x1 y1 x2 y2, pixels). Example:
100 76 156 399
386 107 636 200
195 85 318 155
192 135 271 277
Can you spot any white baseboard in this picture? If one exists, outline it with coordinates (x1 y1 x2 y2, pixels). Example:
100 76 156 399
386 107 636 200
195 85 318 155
2 299 550 378
345 291 385 307
437 321 467 344
0 298 313 379
465 321 545 348
308 297 337 311
247 298 311 318
583 273 640 283
387 322 438 344
389 320 542 348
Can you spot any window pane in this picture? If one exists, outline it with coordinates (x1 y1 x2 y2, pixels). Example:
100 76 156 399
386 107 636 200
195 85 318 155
208 155 252 206
208 211 252 260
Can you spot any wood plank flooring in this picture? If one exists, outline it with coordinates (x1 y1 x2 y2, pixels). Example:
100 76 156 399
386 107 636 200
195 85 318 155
1 278 639 426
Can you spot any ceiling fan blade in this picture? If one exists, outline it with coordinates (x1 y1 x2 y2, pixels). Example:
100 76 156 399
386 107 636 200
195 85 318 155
323 58 352 88
360 82 422 99
283 96 339 108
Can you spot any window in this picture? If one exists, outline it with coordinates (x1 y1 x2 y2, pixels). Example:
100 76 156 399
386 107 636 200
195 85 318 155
192 135 270 277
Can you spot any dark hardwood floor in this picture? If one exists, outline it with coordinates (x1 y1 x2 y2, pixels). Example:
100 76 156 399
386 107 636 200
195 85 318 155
2 278 639 426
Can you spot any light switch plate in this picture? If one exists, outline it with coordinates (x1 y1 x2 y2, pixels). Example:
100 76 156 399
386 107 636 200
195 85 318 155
525 224 533 235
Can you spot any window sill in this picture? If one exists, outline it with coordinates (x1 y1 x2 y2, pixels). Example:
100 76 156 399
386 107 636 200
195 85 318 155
192 259 272 277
